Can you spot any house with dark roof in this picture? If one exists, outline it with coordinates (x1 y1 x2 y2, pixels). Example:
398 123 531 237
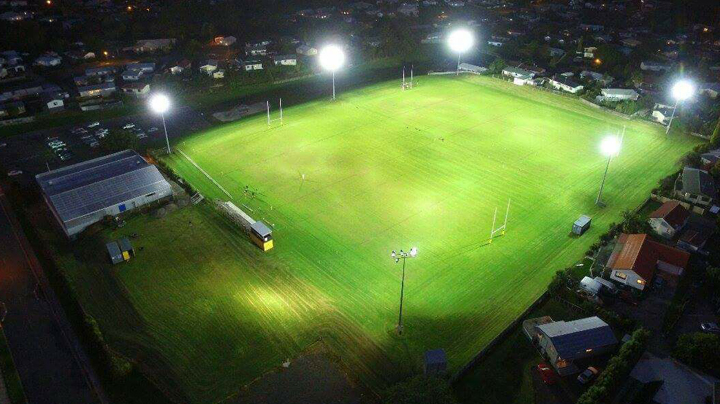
700 149 720 167
549 75 584 94
607 234 690 291
625 352 720 404
677 216 716 253
533 316 617 376
648 201 689 239
36 150 172 237
675 167 716 206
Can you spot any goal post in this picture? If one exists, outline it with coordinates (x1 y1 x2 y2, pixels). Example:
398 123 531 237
266 98 284 126
489 198 511 243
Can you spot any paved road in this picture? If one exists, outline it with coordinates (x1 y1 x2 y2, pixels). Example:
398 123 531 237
0 185 105 404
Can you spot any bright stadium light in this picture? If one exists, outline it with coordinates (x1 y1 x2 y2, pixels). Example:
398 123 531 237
596 133 623 206
149 94 172 154
448 28 474 75
319 45 345 100
666 79 695 135
391 247 418 335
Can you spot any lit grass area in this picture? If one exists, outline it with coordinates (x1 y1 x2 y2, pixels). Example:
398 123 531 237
62 74 697 403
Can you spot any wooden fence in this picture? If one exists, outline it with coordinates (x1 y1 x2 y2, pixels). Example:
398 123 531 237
650 193 705 215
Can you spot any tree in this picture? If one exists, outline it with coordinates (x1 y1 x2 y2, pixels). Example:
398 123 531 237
384 376 457 404
673 333 720 377
100 129 139 154
710 117 720 147
620 210 650 234
488 57 507 74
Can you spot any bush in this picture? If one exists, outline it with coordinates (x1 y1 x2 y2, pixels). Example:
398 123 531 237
673 333 720 377
576 328 650 404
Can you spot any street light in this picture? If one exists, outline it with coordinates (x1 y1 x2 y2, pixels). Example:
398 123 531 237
391 247 417 335
596 135 622 206
148 94 171 154
447 28 474 76
666 80 695 135
319 45 345 100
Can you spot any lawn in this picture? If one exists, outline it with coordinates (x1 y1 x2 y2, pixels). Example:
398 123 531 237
62 74 697 403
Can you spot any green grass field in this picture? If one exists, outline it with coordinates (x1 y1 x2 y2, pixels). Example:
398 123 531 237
62 74 697 404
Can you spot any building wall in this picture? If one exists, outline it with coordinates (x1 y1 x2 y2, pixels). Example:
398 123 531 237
649 218 675 239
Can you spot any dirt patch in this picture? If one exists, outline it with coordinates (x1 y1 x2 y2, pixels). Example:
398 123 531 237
227 343 376 404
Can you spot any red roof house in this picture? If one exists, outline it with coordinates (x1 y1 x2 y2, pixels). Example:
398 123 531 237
607 234 690 290
648 201 689 239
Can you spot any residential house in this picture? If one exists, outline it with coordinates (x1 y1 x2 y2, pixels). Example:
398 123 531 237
648 201 689 239
0 81 43 101
273 55 297 66
85 66 116 77
641 61 672 72
133 39 176 53
124 62 155 74
549 75 584 94
245 44 267 56
674 167 716 206
77 82 116 98
121 82 150 98
627 352 720 404
214 36 237 47
41 92 64 112
121 70 143 81
699 83 720 99
296 45 318 56
700 149 720 167
533 316 617 375
549 47 565 57
600 88 640 102
170 60 191 75
652 104 674 125
34 55 62 67
606 233 690 290
621 38 642 47
212 70 225 79
677 216 716 253
582 47 597 59
580 70 613 85
199 60 219 75
0 101 25 118
502 66 535 79
0 11 25 21
579 24 604 32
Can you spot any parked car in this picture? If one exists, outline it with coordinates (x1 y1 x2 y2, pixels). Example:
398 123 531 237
577 367 598 384
0 142 7 148
87 121 100 128
123 123 135 129
701 322 720 334
7 170 22 176
148 127 159 133
537 363 557 385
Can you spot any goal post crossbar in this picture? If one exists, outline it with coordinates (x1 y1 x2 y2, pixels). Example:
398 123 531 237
489 198 511 242
266 99 284 125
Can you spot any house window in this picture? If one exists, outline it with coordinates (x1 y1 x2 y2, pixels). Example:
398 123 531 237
636 279 645 285
615 272 627 280
145 192 156 197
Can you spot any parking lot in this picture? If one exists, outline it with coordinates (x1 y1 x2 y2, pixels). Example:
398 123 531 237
0 106 210 182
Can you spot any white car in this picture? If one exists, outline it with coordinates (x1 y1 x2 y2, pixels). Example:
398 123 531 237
7 170 22 176
123 123 136 129
87 121 100 128
0 142 7 148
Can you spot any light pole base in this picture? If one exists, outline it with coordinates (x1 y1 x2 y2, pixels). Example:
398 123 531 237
596 200 606 208
396 324 404 335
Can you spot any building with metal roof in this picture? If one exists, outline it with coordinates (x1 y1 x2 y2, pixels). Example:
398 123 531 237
535 316 617 375
675 167 716 207
36 150 172 237
607 234 690 291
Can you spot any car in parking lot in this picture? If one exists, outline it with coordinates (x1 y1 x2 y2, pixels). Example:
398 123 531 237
7 169 22 176
87 121 100 128
123 123 136 129
701 322 720 334
577 367 599 384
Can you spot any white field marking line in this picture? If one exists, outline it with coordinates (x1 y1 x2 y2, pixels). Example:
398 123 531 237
177 148 233 200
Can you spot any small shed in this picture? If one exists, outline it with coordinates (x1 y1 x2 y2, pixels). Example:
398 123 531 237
424 349 447 376
573 215 591 235
251 221 272 242
106 241 123 264
118 237 134 261
580 276 602 296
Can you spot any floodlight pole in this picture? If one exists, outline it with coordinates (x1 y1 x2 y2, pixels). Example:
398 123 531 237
596 154 612 206
665 98 680 135
456 53 461 76
161 112 170 154
332 71 336 100
391 249 416 335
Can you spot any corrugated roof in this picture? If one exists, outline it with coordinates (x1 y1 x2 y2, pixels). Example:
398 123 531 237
681 167 716 197
251 221 272 237
607 234 690 281
537 317 616 359
36 150 170 223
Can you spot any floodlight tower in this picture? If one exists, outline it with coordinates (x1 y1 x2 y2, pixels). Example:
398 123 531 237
596 135 622 206
448 29 474 76
149 94 171 154
391 247 417 335
665 80 695 135
319 45 345 100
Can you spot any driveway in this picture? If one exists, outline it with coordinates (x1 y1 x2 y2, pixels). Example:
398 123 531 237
0 185 105 404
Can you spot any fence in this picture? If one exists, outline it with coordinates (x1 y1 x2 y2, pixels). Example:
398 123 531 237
450 291 550 383
650 193 705 215
0 116 34 126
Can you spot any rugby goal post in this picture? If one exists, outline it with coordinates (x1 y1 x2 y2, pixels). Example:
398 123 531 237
266 98 284 126
489 198 511 243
